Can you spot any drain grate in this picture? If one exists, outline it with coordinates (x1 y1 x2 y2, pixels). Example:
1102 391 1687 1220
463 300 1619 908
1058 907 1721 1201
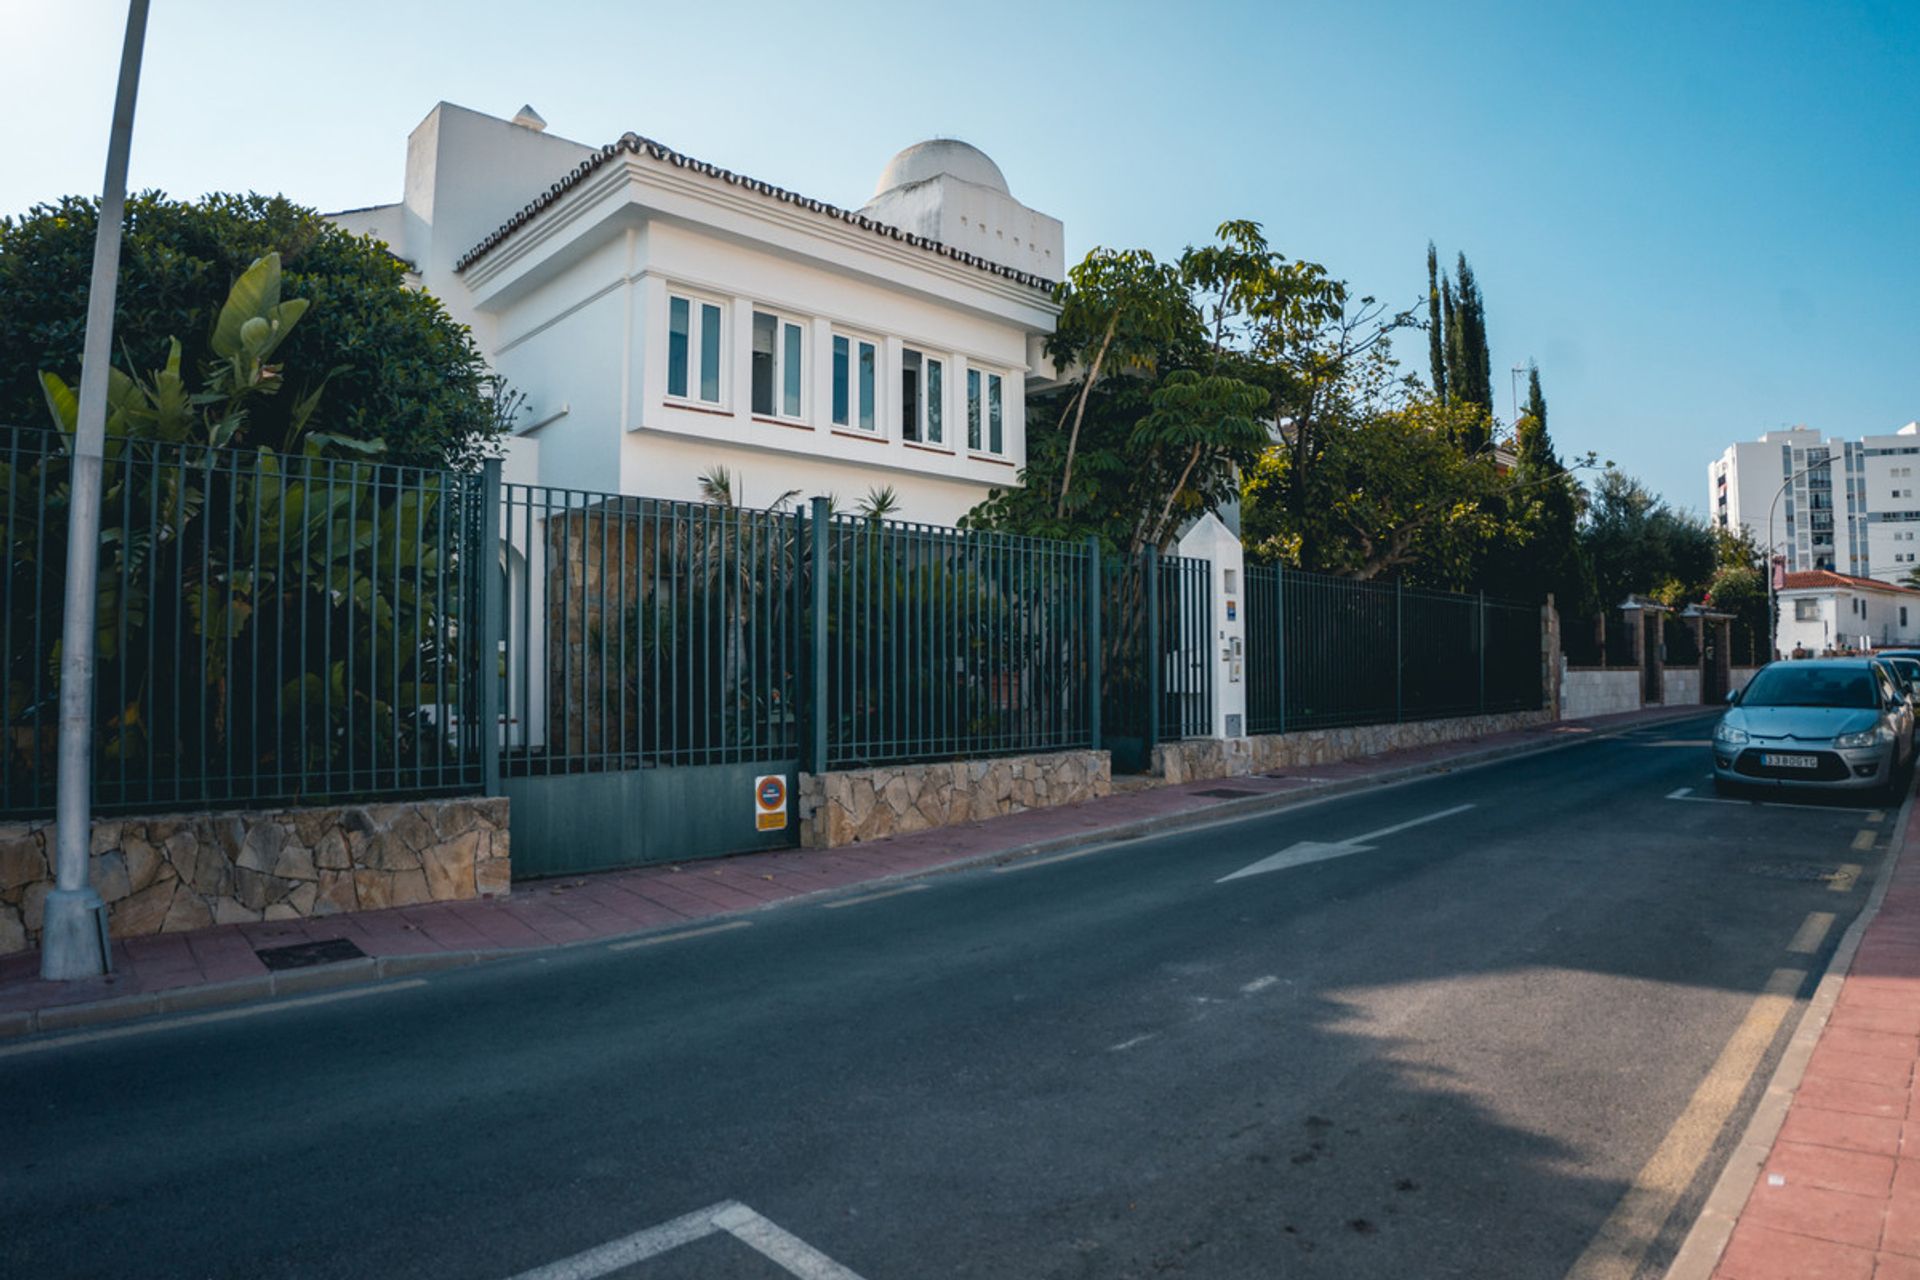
1193 787 1266 800
254 937 368 971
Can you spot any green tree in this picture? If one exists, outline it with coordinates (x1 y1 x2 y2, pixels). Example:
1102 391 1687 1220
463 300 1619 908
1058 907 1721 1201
1579 470 1717 610
1042 248 1195 519
0 191 500 468
1499 362 1591 612
1184 221 1416 570
1426 242 1446 402
1706 528 1770 664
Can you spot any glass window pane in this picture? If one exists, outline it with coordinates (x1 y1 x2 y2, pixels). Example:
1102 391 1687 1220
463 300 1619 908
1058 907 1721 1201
988 373 1003 454
927 359 943 444
668 296 690 399
901 348 921 442
783 323 803 418
833 336 850 425
967 369 982 450
699 302 722 403
858 341 876 431
751 311 777 416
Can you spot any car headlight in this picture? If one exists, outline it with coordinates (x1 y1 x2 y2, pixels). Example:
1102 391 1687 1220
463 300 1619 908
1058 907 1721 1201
1835 726 1895 749
1714 722 1749 745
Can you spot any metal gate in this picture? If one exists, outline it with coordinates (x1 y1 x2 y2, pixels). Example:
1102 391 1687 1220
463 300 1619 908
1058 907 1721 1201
486 482 801 877
1100 548 1212 773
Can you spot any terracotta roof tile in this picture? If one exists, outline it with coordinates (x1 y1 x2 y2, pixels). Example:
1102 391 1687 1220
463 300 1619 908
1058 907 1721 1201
453 132 1057 292
1781 569 1920 594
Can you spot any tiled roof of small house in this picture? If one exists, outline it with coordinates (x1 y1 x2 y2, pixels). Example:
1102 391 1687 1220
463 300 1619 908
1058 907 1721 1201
454 131 1057 292
1781 569 1920 594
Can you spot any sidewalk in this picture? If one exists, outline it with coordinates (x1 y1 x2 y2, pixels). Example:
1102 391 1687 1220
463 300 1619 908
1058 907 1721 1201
1680 781 1920 1280
0 705 1700 1039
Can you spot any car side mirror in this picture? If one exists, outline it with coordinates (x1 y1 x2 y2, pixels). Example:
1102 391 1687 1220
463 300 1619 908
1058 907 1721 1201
1725 689 1739 705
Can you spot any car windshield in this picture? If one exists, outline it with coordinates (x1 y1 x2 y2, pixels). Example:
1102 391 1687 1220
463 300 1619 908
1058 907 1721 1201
1889 659 1920 685
1741 666 1879 709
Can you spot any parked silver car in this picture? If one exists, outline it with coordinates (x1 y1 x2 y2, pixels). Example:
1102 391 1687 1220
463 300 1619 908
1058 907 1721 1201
1713 658 1913 797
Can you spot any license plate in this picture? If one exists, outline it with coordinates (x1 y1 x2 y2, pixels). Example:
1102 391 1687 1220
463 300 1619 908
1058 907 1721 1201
1761 753 1820 769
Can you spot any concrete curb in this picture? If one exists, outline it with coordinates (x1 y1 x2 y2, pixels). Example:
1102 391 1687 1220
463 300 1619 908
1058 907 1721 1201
0 707 1705 1045
1662 774 1920 1280
1 948 499 1040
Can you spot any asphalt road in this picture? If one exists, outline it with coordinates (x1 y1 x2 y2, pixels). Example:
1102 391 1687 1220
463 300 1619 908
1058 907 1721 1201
2 716 1901 1279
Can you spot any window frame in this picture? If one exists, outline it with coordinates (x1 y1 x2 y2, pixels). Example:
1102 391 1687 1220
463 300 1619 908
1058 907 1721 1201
749 307 807 422
831 330 881 433
901 347 946 447
966 364 1009 457
666 291 727 409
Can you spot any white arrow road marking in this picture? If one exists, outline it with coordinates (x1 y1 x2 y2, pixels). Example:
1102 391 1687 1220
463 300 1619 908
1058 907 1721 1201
1216 803 1476 883
505 1199 868 1280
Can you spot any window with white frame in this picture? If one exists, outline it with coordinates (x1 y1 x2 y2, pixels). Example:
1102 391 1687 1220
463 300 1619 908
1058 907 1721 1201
667 294 725 406
751 310 805 420
901 348 944 445
1795 599 1820 621
832 333 879 431
965 367 1007 455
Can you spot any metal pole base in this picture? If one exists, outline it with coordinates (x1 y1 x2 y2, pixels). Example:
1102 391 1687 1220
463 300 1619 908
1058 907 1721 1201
39 887 111 980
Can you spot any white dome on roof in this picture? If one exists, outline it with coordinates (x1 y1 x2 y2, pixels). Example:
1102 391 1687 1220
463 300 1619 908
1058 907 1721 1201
873 139 1009 198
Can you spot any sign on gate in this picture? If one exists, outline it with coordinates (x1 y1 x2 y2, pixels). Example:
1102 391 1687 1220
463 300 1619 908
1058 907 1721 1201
755 775 789 832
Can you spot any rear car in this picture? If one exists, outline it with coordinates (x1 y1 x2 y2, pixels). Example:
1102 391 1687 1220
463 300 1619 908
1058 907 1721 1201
1713 658 1912 796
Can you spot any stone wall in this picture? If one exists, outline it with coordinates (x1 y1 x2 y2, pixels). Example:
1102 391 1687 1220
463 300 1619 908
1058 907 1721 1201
799 750 1110 848
1561 667 1643 720
0 796 510 956
1150 709 1554 785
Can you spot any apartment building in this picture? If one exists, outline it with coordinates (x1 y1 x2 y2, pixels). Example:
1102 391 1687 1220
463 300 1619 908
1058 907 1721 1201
1709 423 1920 584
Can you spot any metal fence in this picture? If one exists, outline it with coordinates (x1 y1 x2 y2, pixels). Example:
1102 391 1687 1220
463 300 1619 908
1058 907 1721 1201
1244 565 1543 734
816 509 1098 769
1101 549 1214 757
493 486 802 776
1 425 485 817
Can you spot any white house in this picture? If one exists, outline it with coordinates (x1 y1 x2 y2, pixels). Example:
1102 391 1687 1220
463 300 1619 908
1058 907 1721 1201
1775 569 1920 655
329 102 1065 523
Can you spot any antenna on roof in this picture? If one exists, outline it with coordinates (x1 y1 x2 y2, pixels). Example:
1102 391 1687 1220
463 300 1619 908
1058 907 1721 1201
511 104 547 133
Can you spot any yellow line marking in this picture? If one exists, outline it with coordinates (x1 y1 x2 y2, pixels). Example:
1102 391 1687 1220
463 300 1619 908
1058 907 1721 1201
1785 911 1837 955
608 920 752 951
0 979 429 1059
821 883 930 909
1831 863 1864 892
1562 967 1804 1280
1869 810 1887 824
1852 829 1877 852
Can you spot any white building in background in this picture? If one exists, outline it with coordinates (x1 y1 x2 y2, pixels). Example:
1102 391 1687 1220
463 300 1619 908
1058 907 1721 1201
1710 423 1920 584
1774 570 1920 654
329 102 1064 523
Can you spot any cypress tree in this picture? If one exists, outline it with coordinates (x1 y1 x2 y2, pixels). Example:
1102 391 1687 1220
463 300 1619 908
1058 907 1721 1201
1427 242 1446 400
1449 252 1492 419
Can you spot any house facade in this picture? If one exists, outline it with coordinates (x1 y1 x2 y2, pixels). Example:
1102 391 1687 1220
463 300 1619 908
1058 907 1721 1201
329 103 1064 523
1774 569 1920 655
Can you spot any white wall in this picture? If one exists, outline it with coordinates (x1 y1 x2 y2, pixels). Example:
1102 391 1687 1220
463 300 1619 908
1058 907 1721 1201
1561 668 1642 720
1663 667 1701 707
1777 587 1920 653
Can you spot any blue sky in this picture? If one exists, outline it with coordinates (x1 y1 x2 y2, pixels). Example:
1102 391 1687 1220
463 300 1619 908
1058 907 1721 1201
6 0 1915 515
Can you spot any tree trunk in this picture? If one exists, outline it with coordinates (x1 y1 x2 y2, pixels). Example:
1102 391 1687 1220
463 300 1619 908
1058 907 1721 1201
1152 443 1205 551
1056 317 1119 520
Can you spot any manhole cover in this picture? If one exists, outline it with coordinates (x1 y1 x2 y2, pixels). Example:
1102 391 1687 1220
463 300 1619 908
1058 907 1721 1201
1194 787 1265 800
254 937 367 971
1742 862 1848 884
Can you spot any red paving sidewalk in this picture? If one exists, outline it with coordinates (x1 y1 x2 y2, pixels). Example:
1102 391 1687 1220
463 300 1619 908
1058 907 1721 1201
0 705 1698 1035
1707 793 1920 1280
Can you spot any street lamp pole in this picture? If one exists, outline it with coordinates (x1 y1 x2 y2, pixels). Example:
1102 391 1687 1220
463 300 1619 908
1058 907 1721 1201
1765 453 1837 664
42 0 151 981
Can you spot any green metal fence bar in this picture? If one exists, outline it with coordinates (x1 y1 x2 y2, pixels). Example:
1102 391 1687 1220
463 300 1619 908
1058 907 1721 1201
0 425 485 818
478 460 504 796
1245 562 1542 734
